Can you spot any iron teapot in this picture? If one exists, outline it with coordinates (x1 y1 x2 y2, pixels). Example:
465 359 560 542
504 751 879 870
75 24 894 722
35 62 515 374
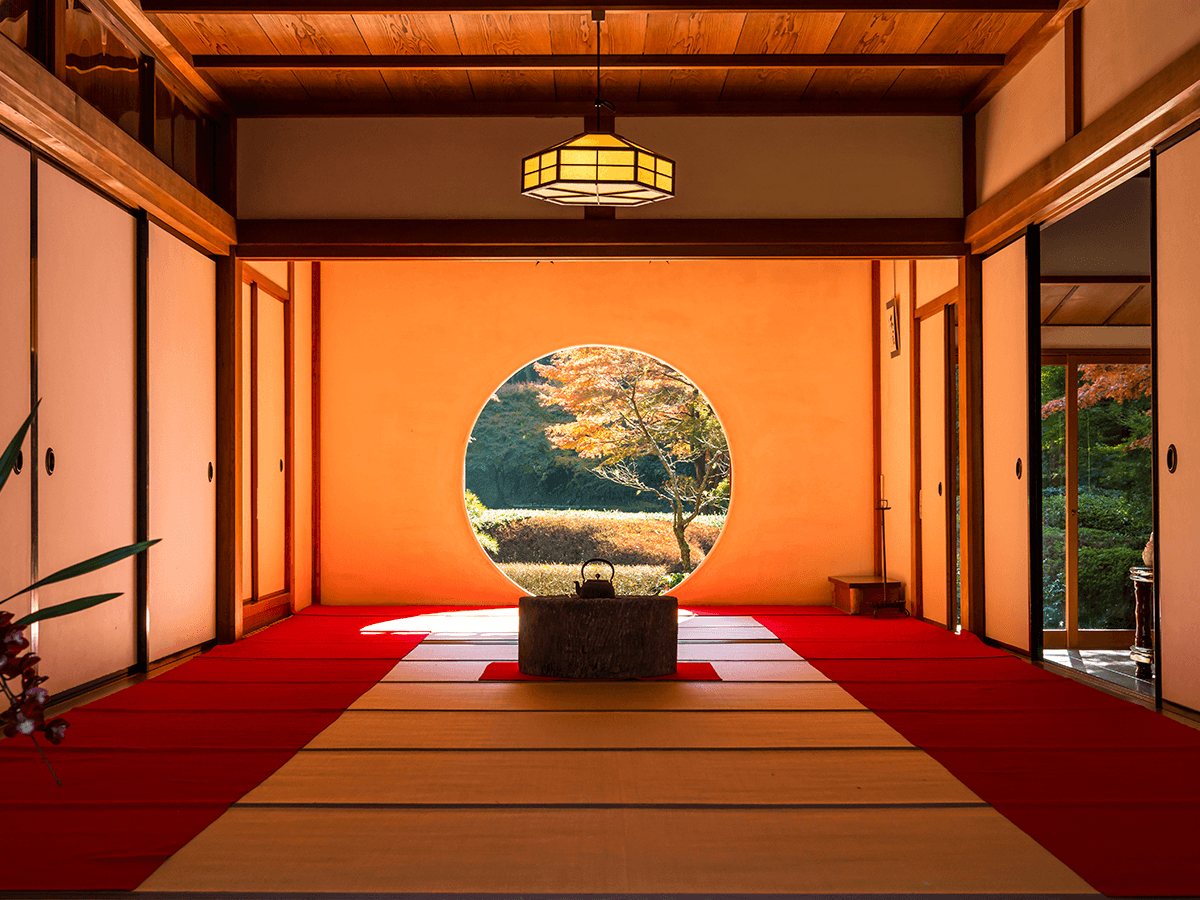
575 558 616 598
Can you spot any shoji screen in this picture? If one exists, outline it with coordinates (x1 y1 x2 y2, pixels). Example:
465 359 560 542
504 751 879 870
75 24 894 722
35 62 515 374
36 161 137 692
920 309 950 627
148 223 216 660
0 134 31 623
982 237 1031 652
1155 136 1200 712
256 290 286 597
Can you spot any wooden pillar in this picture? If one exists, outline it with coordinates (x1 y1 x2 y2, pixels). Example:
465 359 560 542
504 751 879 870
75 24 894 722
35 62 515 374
871 260 883 575
909 260 922 619
215 254 243 643
958 253 985 636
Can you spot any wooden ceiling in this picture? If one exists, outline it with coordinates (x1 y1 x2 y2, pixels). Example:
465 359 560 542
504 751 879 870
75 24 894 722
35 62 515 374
138 2 1067 115
1041 278 1151 327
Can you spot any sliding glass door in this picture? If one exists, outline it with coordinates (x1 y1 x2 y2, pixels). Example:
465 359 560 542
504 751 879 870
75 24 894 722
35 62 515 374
1041 353 1152 650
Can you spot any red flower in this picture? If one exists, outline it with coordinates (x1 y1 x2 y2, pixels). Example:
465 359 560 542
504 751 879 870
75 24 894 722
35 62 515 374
43 718 69 745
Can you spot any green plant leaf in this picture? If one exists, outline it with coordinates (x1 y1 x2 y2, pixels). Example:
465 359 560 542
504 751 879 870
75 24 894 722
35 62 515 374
0 404 36 497
1 539 160 605
15 593 123 627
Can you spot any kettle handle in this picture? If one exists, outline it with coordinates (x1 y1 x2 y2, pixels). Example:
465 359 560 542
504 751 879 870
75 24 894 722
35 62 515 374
580 557 615 581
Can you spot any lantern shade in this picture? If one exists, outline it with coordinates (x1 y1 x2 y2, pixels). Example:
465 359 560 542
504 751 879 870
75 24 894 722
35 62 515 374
521 132 674 206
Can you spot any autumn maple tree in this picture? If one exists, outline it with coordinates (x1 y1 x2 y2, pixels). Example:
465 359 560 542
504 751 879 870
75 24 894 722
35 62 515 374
1041 363 1153 448
535 347 730 572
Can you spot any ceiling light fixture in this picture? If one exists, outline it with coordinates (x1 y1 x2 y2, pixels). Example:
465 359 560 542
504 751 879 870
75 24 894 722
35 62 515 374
520 10 674 208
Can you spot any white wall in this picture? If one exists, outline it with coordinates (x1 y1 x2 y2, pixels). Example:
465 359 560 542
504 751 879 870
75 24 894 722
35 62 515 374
976 30 1066 205
1083 0 1200 127
238 116 962 219
1040 175 1151 277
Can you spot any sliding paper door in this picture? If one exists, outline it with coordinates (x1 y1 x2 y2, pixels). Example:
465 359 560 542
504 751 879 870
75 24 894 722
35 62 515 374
36 162 137 693
920 308 951 627
982 237 1031 652
256 290 287 598
0 134 31 623
148 223 216 660
1155 136 1200 712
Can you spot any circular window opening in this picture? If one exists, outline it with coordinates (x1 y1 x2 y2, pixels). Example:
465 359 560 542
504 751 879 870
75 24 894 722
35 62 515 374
465 346 731 596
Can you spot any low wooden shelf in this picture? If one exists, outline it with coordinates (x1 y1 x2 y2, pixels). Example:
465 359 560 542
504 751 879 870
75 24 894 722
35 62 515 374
518 594 678 679
828 575 907 617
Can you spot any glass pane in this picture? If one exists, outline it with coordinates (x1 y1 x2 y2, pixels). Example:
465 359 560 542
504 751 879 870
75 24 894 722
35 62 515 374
1076 363 1152 631
64 0 140 141
1041 364 1067 630
0 0 30 50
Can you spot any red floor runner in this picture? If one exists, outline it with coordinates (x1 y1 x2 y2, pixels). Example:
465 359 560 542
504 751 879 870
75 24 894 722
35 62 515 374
479 661 720 681
0 604 438 891
755 612 1200 897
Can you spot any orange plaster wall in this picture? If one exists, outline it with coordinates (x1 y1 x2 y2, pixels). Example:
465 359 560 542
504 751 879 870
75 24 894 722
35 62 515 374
878 261 914 611
319 259 875 606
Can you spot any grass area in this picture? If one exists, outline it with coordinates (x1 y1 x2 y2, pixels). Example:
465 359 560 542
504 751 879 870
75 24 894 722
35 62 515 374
498 562 670 596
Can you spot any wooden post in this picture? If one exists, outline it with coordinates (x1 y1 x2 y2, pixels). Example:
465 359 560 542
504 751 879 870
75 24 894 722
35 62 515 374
215 254 243 643
958 253 985 636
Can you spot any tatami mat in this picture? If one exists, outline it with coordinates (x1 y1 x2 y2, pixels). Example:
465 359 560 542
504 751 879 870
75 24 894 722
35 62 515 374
349 681 863 710
381 661 492 682
402 641 802 662
137 807 1097 895
305 709 915 749
240 748 983 806
709 660 828 681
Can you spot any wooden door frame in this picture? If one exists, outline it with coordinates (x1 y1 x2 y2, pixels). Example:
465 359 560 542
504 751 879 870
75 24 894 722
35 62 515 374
240 262 293 634
914 284 961 630
1039 348 1148 651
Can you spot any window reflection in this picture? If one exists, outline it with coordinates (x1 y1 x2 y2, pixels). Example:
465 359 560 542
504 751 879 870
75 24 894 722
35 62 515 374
64 0 139 141
0 0 30 51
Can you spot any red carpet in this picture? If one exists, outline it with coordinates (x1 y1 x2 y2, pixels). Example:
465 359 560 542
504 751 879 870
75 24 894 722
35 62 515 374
479 661 720 681
0 605 432 891
755 609 1200 897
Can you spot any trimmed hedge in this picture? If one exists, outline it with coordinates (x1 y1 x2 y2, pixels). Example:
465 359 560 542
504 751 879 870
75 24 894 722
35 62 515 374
483 512 722 568
498 562 668 596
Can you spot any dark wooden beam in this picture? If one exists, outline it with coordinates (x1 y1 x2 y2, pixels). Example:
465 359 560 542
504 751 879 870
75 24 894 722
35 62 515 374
195 52 1006 70
962 0 1091 115
234 98 963 117
1040 274 1151 283
145 1 1061 12
236 217 968 259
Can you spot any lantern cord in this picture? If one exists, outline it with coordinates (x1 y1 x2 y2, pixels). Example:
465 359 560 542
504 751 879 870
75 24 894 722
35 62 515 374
594 11 613 133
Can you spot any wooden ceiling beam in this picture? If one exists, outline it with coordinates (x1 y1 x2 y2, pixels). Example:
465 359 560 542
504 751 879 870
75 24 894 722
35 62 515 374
195 52 1005 70
236 216 967 259
142 1 1060 13
232 98 963 116
962 0 1091 114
